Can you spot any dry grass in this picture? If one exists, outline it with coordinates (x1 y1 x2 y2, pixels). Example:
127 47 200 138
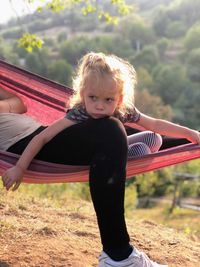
133 200 200 240
0 185 200 266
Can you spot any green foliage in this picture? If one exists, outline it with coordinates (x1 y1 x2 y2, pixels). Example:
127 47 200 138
57 31 68 42
173 159 200 176
0 37 19 64
25 48 50 76
59 35 133 66
184 23 200 51
165 21 187 38
46 0 71 12
18 33 44 53
35 0 131 24
152 63 188 106
136 89 173 120
153 0 200 38
135 0 173 11
170 0 200 27
117 14 155 50
171 82 200 128
153 6 170 37
47 59 73 85
156 38 170 59
168 160 200 198
13 182 91 202
125 182 138 217
181 180 199 198
28 19 53 32
59 36 93 65
136 172 160 198
132 46 159 72
2 28 24 40
186 48 200 82
7 0 131 52
136 67 154 91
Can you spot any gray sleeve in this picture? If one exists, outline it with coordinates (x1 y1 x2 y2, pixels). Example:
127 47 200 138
65 107 90 123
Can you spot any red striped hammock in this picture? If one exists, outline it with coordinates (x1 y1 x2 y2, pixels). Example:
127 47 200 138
0 59 200 184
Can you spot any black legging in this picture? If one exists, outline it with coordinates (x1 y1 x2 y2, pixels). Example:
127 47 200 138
8 117 131 260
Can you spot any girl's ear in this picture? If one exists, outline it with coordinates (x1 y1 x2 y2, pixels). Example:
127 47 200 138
117 95 123 106
80 89 83 98
80 89 85 106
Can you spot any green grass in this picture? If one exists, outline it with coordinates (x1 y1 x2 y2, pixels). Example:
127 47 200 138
1 181 199 241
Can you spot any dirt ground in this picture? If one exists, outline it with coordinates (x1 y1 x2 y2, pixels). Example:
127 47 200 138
0 194 200 267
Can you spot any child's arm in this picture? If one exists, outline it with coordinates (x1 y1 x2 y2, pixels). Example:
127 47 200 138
136 113 200 144
2 118 76 191
0 87 27 113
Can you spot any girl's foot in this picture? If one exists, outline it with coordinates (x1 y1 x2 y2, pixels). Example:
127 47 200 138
98 248 168 267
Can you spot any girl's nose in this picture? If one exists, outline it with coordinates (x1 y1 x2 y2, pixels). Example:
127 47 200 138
96 101 104 110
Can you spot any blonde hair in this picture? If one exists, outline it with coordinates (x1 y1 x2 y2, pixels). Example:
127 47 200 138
70 52 137 115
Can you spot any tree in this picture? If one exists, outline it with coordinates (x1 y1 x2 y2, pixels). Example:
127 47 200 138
165 21 187 38
136 67 154 91
10 0 131 52
135 172 160 207
59 35 134 66
174 82 200 128
156 38 170 59
131 46 159 72
153 0 200 38
47 60 73 85
153 6 170 37
135 89 173 121
186 48 200 82
152 64 188 106
172 160 200 199
0 37 19 64
117 14 155 51
25 48 50 76
184 23 200 51
169 0 200 28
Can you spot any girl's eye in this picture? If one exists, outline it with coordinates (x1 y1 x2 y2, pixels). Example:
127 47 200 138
106 98 114 103
89 96 97 101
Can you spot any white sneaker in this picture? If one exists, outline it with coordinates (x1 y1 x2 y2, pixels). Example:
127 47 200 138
98 248 168 267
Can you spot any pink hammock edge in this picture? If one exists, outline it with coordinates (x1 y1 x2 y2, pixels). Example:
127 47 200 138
1 143 200 184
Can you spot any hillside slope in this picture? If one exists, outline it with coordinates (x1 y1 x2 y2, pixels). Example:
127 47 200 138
0 192 200 267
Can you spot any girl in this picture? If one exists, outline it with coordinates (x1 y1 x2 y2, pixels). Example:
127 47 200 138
0 85 162 160
2 52 200 267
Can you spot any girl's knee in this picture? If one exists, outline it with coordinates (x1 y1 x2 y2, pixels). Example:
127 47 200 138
137 131 162 153
90 117 127 142
89 117 128 160
128 142 151 159
149 132 162 152
98 117 125 132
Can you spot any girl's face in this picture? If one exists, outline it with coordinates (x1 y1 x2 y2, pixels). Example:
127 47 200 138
82 76 122 119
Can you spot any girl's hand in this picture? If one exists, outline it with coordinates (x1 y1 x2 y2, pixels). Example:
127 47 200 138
2 166 24 191
187 130 200 144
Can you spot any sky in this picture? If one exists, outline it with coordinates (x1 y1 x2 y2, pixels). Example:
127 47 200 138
0 0 44 24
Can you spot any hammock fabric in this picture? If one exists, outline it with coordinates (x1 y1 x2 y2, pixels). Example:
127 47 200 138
0 59 200 184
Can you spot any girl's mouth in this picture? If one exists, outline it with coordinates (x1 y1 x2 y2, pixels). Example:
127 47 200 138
91 113 106 118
